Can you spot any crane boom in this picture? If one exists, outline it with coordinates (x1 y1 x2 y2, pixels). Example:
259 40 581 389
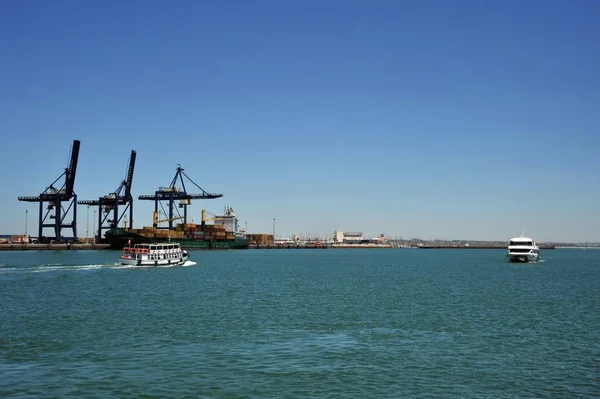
153 212 184 225
65 140 80 197
124 150 136 199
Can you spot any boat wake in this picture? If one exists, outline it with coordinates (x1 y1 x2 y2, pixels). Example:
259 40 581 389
36 263 119 272
1 258 198 276
507 258 545 265
0 262 132 275
182 260 197 267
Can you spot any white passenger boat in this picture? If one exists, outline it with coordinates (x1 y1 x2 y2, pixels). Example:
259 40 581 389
120 242 189 267
507 234 539 263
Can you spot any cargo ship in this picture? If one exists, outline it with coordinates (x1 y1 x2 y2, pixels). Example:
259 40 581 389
104 207 249 250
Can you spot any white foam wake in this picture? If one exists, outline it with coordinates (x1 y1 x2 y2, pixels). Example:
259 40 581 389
0 260 198 275
0 262 129 274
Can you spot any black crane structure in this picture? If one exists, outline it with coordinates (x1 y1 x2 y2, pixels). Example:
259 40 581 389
78 150 137 242
138 165 223 230
18 140 81 243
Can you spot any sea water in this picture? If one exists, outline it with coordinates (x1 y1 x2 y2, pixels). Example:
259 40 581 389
1 248 598 398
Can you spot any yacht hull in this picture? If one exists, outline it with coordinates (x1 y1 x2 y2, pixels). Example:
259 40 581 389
507 253 539 263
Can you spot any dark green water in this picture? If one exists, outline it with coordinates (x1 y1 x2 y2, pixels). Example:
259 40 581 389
1 249 598 398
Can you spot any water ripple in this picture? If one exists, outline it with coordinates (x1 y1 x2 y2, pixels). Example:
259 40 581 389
0 249 598 397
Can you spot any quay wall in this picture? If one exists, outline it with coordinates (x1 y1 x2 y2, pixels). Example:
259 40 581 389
249 244 327 249
0 243 111 251
330 243 392 249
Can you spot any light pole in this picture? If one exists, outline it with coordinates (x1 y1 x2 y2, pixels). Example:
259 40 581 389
273 218 276 239
25 210 28 238
86 205 90 240
93 210 96 244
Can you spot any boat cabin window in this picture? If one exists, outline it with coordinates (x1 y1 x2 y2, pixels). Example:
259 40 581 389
510 241 532 246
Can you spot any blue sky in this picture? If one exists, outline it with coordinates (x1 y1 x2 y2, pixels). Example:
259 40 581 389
1 0 599 242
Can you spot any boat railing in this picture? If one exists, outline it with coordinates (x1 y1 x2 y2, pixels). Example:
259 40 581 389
123 247 149 254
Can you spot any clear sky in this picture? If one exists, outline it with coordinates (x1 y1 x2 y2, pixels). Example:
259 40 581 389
1 0 599 242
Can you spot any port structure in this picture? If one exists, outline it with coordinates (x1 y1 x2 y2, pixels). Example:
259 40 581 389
138 165 222 230
78 150 137 242
18 140 81 243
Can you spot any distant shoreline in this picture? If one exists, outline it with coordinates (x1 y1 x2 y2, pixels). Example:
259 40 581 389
554 246 600 249
1 243 598 252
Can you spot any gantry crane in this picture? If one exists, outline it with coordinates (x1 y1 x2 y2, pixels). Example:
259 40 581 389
138 165 222 229
18 140 81 243
78 150 136 242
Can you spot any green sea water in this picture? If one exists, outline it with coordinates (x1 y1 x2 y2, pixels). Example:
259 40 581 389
1 248 598 398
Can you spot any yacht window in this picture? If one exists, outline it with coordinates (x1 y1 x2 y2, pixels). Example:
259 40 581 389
511 248 531 253
510 241 532 246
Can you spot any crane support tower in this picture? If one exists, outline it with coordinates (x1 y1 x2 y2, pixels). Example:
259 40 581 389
138 165 222 229
78 150 136 242
18 139 81 243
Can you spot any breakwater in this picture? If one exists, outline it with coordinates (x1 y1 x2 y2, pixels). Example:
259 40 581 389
249 243 393 249
418 244 556 249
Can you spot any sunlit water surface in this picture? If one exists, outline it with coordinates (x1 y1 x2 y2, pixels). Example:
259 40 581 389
1 248 598 398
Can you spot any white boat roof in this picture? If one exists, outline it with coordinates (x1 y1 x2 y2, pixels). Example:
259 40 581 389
509 236 534 241
510 236 534 241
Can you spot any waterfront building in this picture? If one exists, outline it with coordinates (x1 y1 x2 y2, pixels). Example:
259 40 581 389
334 231 363 244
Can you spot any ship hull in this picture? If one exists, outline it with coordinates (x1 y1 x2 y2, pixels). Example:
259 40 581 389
120 254 189 267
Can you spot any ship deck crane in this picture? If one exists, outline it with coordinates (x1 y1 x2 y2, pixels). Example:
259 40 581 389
78 150 136 242
18 140 81 243
138 165 222 230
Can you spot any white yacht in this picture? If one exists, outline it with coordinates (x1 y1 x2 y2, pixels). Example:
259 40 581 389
120 242 189 267
507 233 539 263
